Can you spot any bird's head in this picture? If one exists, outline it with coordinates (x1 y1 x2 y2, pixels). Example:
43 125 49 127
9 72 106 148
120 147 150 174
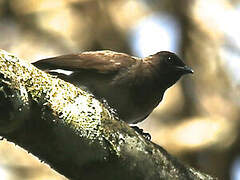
146 51 194 89
152 51 193 74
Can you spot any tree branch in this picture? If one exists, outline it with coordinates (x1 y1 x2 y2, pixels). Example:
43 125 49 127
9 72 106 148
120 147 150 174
0 50 216 180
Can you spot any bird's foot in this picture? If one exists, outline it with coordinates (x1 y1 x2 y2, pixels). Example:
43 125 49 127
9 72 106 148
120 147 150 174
131 126 151 140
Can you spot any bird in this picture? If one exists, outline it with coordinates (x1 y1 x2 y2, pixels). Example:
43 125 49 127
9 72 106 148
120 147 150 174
33 50 193 124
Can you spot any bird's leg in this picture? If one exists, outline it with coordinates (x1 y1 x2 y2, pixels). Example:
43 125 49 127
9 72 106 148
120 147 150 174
131 126 151 140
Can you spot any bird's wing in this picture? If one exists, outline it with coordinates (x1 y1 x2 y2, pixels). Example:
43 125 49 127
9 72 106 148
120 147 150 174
32 50 138 74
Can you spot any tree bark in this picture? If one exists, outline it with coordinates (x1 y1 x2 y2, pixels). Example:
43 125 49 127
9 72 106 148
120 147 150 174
0 49 216 180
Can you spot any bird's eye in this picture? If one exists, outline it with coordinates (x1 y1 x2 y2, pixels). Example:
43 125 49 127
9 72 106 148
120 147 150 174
166 56 175 65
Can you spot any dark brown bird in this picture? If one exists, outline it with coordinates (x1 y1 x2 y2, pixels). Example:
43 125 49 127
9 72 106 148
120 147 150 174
33 50 193 124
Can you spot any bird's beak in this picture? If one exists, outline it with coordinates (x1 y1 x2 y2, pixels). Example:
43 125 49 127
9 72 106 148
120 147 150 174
176 65 194 74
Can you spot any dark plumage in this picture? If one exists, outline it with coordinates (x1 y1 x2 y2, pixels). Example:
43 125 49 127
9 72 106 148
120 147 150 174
33 50 193 124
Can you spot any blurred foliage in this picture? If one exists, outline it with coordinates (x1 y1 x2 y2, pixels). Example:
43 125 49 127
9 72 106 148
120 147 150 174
1 0 240 179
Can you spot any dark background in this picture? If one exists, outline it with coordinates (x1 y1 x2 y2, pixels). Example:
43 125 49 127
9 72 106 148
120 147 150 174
1 0 240 179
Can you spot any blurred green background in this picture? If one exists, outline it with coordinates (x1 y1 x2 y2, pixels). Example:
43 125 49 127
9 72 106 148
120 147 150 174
1 0 240 179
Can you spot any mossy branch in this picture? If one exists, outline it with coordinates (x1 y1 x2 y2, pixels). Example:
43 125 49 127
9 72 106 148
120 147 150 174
0 50 216 180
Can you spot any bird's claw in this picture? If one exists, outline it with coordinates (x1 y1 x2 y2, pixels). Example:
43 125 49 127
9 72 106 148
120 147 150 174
131 126 151 140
